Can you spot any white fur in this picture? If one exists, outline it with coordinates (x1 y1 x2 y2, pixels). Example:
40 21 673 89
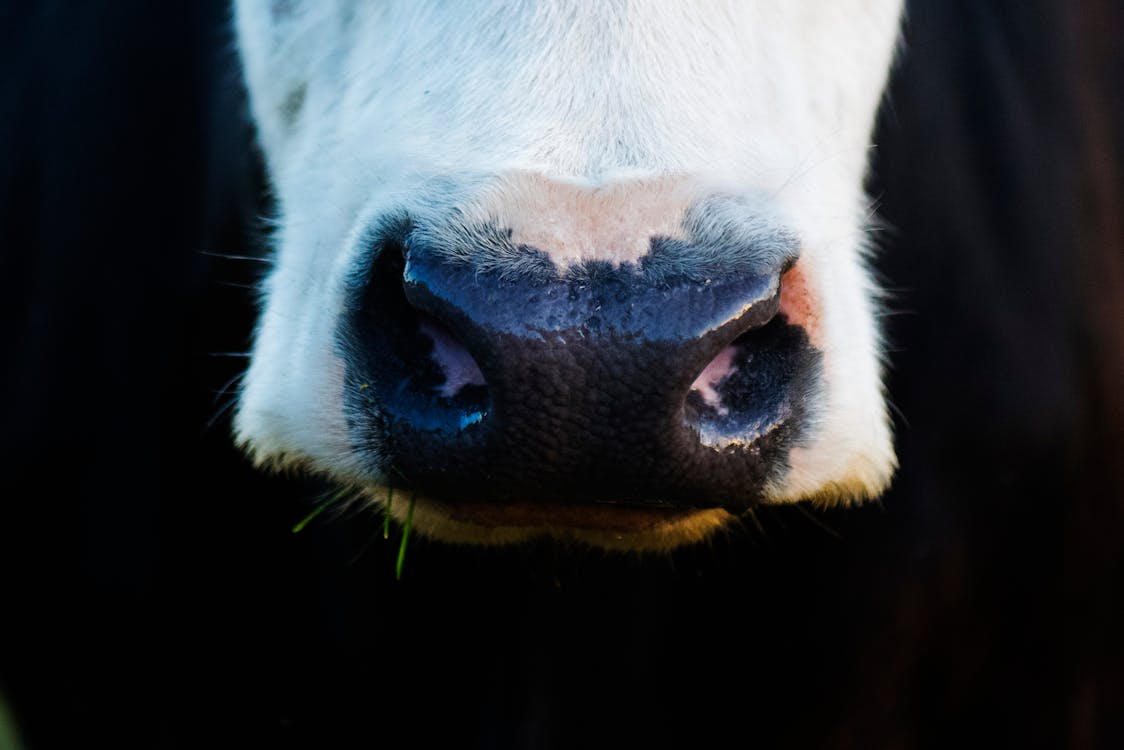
234 0 904 536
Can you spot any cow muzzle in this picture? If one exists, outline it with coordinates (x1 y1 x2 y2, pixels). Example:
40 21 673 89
342 225 820 516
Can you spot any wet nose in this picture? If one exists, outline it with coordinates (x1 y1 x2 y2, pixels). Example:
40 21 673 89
348 235 816 510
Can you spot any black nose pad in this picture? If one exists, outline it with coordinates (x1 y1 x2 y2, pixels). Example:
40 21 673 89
347 236 817 509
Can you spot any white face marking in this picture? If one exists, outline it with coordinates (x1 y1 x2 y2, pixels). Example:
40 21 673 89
233 0 905 546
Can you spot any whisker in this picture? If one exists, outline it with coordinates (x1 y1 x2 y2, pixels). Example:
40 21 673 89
886 396 911 429
210 370 246 406
795 505 842 540
874 309 916 319
204 396 239 432
346 525 385 567
199 250 271 263
742 507 766 536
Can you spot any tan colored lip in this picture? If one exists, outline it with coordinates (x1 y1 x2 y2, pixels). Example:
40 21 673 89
442 498 698 533
382 493 736 552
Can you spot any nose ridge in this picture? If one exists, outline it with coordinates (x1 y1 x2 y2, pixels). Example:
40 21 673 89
392 243 787 506
403 249 781 349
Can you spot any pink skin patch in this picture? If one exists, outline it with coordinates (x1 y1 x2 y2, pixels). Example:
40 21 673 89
690 345 739 416
493 174 698 269
419 320 485 397
778 260 822 346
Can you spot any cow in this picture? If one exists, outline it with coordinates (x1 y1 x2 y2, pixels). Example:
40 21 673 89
232 0 904 551
0 1 1120 748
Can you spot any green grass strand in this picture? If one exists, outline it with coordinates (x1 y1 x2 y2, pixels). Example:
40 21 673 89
383 486 394 540
395 495 416 580
291 489 348 533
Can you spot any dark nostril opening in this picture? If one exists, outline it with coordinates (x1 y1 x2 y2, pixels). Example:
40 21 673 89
417 317 486 399
355 238 490 435
684 313 818 451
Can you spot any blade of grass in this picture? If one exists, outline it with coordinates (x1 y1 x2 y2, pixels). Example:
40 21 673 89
291 488 349 534
395 494 416 580
382 486 394 539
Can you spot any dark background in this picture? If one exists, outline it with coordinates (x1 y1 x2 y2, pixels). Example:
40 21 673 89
1 1 1121 747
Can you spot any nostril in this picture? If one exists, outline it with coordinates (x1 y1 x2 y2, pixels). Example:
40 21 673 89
684 315 817 451
689 345 739 416
417 317 486 399
353 238 490 436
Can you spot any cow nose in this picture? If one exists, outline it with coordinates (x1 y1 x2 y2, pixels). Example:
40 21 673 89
349 236 816 510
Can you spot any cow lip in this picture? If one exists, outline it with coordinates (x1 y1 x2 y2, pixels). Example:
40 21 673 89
381 493 739 551
423 496 706 533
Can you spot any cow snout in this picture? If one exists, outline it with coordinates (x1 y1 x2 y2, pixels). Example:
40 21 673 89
343 225 820 512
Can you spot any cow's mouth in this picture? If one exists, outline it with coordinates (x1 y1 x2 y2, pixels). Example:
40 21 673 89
382 492 734 551
433 497 698 531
